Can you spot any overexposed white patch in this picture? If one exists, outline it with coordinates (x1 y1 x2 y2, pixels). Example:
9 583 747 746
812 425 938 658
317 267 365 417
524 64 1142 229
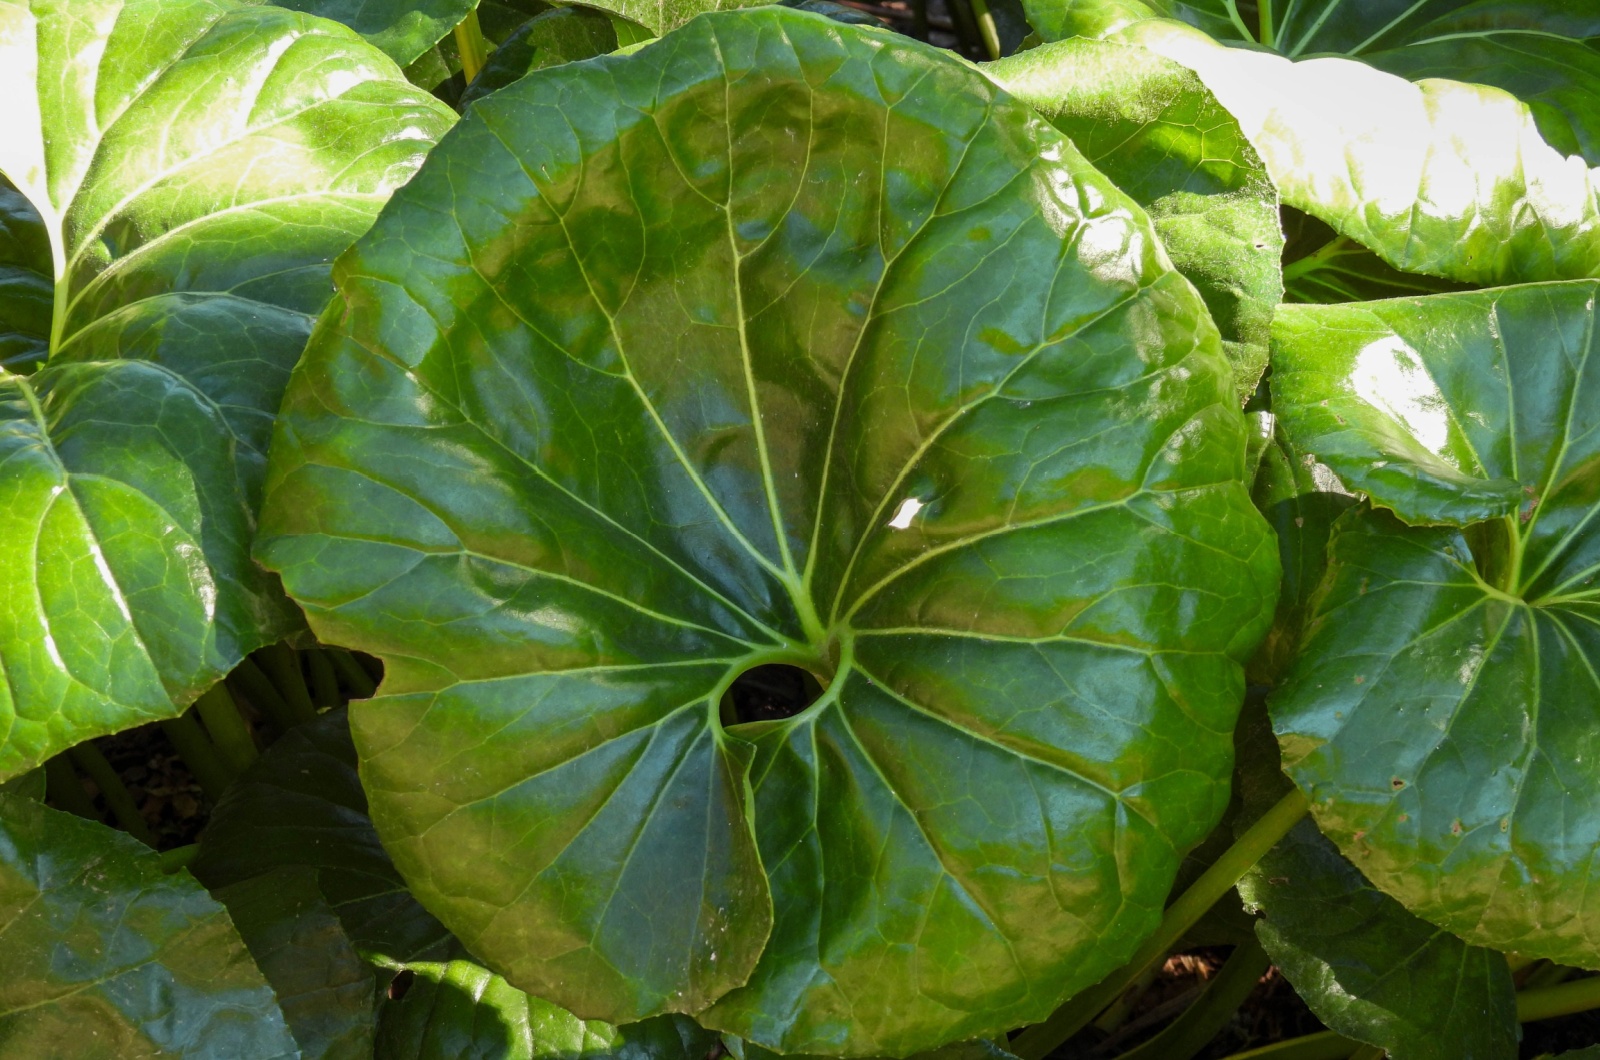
888 497 923 530
1350 334 1452 458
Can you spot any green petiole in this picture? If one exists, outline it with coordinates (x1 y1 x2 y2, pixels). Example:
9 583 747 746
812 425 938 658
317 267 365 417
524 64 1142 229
1012 788 1311 1058
453 8 489 84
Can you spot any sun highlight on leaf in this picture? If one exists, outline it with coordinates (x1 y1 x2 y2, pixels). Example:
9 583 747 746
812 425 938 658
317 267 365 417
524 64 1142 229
255 9 1278 1053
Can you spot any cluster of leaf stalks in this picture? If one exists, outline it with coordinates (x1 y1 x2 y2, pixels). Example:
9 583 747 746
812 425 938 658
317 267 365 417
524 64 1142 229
5 0 1600 1058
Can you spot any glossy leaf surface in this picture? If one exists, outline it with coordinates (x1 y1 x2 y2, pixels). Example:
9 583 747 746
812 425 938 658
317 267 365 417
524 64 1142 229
269 0 478 65
0 0 454 780
983 37 1282 400
0 176 50 373
1271 282 1600 967
1269 285 1593 526
0 364 300 779
1038 1 1600 165
0 793 298 1058
1239 818 1518 1060
1025 3 1600 287
257 9 1277 1053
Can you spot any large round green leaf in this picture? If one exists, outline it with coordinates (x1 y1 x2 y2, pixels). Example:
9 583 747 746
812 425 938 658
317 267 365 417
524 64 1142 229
256 9 1277 1053
1270 281 1600 968
0 792 299 1058
982 37 1282 402
0 0 454 780
1026 3 1600 288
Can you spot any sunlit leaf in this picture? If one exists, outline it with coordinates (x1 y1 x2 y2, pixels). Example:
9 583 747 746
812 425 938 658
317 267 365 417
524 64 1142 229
0 0 454 780
983 36 1282 400
256 9 1278 1052
1023 1 1600 286
1271 281 1600 969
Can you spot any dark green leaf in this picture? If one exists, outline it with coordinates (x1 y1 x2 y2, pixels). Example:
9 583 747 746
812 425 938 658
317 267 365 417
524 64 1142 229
192 707 454 968
214 866 377 1060
268 0 480 65
256 8 1277 1052
1270 281 1600 969
0 175 50 373
1269 289 1574 526
378 971 716 1060
1238 818 1518 1060
401 0 555 100
983 36 1282 400
0 766 43 800
1246 410 1356 685
193 708 720 1060
0 792 298 1058
0 363 301 778
1024 4 1600 287
0 0 454 780
558 0 768 33
461 7 627 107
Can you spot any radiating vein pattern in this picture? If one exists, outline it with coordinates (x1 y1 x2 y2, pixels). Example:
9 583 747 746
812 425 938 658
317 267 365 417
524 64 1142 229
1271 281 1600 967
256 8 1277 1053
0 0 455 779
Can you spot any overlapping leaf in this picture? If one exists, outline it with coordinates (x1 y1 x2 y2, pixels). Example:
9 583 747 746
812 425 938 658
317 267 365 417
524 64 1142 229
1245 411 1355 684
0 177 49 373
268 0 479 65
460 6 639 107
377 965 718 1060
0 0 454 780
192 708 454 969
1025 1 1600 287
256 8 1277 1053
0 792 298 1058
983 37 1282 399
194 707 724 1060
1270 281 1600 969
214 866 377 1060
1240 820 1518 1060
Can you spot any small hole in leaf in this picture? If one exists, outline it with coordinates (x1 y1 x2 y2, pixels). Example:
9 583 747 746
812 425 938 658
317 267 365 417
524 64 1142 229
721 664 824 726
388 970 415 1001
